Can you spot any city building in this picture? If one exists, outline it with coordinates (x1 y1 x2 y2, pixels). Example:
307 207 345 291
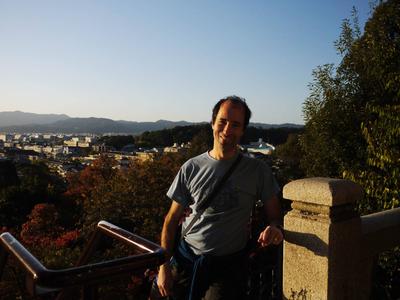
244 138 275 155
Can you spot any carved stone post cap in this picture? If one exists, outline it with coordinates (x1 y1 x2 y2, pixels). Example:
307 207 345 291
283 177 363 207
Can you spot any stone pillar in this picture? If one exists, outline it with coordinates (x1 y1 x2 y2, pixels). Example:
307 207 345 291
282 177 364 300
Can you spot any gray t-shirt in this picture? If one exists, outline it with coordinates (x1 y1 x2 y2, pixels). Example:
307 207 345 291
167 151 279 256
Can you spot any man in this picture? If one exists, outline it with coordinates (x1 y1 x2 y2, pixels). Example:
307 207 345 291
154 96 283 300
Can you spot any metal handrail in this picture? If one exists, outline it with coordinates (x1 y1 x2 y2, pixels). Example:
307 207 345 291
0 220 166 298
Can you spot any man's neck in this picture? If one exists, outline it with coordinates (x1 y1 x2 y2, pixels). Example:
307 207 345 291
209 146 237 160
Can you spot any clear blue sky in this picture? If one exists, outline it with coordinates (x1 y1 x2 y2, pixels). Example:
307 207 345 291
0 0 372 124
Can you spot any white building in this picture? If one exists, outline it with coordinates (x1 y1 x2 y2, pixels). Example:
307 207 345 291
0 134 12 142
23 145 43 153
64 140 78 147
245 138 275 155
164 142 190 153
77 142 91 148
85 136 98 143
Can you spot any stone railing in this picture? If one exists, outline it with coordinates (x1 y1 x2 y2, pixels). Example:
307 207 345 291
282 177 400 300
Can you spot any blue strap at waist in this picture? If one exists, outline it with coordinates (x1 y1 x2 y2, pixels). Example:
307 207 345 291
175 239 206 300
175 239 246 300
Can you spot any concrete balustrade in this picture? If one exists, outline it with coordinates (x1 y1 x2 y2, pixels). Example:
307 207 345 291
361 207 400 258
282 177 365 300
282 177 400 299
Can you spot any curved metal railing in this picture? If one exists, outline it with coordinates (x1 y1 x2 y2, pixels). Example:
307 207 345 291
0 220 166 299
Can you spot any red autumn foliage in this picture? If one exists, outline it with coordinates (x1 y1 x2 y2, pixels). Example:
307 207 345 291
54 230 80 248
64 155 117 201
20 203 79 250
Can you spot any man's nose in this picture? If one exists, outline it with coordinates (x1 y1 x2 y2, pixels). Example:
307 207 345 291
223 123 233 134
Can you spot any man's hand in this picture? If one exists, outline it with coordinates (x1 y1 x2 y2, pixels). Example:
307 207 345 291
157 200 184 297
157 264 174 297
257 225 283 247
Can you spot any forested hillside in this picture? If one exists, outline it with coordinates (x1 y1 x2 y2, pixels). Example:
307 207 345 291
103 124 304 149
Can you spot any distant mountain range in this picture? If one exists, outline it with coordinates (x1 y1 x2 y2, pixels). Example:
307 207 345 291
0 111 303 134
0 111 70 127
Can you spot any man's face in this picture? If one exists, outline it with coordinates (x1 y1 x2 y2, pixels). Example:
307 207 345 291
212 100 245 151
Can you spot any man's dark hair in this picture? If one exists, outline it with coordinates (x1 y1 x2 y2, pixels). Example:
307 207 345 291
212 95 252 129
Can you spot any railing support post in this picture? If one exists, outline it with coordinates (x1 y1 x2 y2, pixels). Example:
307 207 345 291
282 177 365 299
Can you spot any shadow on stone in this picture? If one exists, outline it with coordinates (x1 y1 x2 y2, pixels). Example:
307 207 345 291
284 229 327 257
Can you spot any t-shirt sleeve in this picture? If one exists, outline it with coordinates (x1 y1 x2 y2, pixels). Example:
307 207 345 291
166 165 192 207
258 162 280 204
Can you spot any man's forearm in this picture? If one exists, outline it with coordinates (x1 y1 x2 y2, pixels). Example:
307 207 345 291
161 213 179 263
160 201 183 268
265 194 282 225
258 195 284 246
157 203 182 296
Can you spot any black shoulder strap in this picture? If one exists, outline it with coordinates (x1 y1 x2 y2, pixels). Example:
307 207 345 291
181 153 243 238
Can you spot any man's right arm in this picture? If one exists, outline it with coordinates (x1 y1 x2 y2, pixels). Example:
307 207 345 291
157 200 185 297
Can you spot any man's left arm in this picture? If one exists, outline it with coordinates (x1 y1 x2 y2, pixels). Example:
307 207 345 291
257 194 284 247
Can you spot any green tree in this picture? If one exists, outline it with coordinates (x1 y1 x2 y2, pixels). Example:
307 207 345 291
98 135 136 150
275 133 305 181
301 2 400 298
0 186 28 227
185 127 213 158
301 8 366 178
0 161 65 228
341 0 400 213
0 160 19 188
301 1 400 212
